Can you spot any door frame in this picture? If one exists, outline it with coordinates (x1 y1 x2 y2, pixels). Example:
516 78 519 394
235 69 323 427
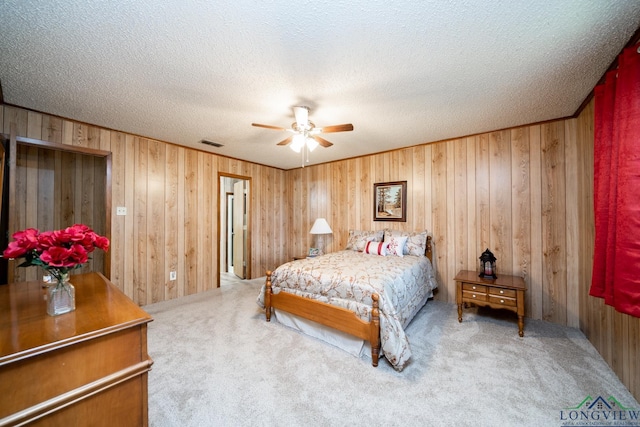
217 172 251 286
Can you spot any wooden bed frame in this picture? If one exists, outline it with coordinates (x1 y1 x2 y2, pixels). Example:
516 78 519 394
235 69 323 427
264 235 433 367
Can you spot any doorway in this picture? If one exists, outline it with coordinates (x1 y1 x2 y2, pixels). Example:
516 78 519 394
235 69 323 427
218 173 251 284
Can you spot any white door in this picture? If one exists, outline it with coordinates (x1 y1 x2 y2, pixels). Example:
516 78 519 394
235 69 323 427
232 180 245 279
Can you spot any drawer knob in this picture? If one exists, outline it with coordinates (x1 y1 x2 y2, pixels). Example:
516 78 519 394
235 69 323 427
500 299 505 303
500 290 504 294
472 294 476 298
472 286 476 290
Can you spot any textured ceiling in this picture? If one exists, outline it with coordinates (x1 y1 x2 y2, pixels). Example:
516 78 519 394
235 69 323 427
0 1 639 169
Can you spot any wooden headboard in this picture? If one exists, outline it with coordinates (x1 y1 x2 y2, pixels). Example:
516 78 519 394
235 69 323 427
426 235 433 263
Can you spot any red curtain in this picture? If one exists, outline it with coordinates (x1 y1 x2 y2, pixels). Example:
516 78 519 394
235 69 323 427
590 45 640 317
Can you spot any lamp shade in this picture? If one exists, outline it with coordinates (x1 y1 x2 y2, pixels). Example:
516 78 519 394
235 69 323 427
309 218 332 234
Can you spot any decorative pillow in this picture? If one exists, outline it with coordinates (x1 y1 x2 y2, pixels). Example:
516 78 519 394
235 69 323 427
404 231 428 256
364 241 388 256
384 235 408 257
384 229 428 256
345 230 384 251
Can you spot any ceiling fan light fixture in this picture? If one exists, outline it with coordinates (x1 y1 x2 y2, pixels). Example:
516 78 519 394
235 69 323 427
251 105 353 165
306 137 318 152
290 134 305 153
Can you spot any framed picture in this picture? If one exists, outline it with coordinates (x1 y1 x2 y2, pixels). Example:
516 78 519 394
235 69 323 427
308 247 320 257
374 181 407 222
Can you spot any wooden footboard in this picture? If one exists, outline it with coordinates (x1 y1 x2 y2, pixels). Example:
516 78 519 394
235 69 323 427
264 271 381 367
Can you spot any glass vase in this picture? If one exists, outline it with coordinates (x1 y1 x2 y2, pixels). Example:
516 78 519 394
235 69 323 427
47 273 76 316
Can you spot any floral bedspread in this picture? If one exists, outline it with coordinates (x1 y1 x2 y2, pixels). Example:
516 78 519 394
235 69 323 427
257 250 438 370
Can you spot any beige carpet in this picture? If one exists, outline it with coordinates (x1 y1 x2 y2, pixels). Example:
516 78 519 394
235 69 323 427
144 277 639 427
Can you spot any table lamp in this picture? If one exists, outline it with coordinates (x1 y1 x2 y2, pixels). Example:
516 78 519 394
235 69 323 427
309 218 332 255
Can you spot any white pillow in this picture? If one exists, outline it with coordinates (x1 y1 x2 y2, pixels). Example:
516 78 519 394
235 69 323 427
385 235 408 257
364 241 388 256
384 229 428 256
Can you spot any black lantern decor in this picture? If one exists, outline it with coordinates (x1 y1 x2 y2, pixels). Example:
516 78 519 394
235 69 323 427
479 248 497 279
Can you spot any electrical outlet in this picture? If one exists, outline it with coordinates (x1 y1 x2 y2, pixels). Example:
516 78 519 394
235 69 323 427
116 206 127 216
170 271 177 281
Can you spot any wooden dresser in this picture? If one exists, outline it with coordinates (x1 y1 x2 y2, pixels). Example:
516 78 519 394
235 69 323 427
454 269 527 337
0 272 153 426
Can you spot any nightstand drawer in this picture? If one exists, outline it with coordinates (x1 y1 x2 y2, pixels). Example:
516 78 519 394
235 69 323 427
488 295 516 307
462 283 487 293
463 290 487 301
488 287 516 298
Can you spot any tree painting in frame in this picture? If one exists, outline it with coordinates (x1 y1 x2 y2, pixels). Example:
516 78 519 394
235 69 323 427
374 181 407 222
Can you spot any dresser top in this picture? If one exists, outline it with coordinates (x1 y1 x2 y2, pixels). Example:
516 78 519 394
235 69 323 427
454 269 527 290
0 272 152 364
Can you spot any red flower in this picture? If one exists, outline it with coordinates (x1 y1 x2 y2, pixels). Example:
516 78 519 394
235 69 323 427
40 247 74 267
3 241 29 259
11 228 39 250
94 235 110 251
68 244 89 265
2 224 109 274
37 231 57 249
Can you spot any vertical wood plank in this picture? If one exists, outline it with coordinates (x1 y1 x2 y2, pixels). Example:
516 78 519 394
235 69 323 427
147 139 165 304
510 127 531 286
431 142 447 300
476 134 490 252
489 130 512 275
123 135 136 298
564 119 580 328
41 115 63 143
465 137 477 270
37 148 55 232
423 145 433 244
445 141 456 299
110 132 126 291
347 159 357 238
176 147 186 298
540 122 567 324
134 137 148 305
412 147 426 229
453 139 467 276
184 150 198 296
529 125 543 321
200 152 213 291
26 111 42 140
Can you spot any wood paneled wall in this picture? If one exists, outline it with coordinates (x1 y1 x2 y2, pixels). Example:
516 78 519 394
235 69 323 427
1 105 288 305
286 119 582 325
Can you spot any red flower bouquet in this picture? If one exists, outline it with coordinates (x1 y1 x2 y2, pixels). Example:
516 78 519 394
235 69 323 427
3 224 109 281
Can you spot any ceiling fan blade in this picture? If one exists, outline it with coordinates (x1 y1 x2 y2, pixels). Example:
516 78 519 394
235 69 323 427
277 136 293 146
252 123 288 131
321 123 354 133
312 135 333 148
293 106 309 127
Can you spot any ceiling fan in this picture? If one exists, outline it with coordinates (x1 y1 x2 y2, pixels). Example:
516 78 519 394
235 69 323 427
252 106 354 154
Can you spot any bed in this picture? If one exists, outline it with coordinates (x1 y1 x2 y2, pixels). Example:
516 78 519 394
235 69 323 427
258 230 437 371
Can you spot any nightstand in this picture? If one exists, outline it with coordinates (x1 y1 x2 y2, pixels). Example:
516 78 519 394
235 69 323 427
454 270 527 337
